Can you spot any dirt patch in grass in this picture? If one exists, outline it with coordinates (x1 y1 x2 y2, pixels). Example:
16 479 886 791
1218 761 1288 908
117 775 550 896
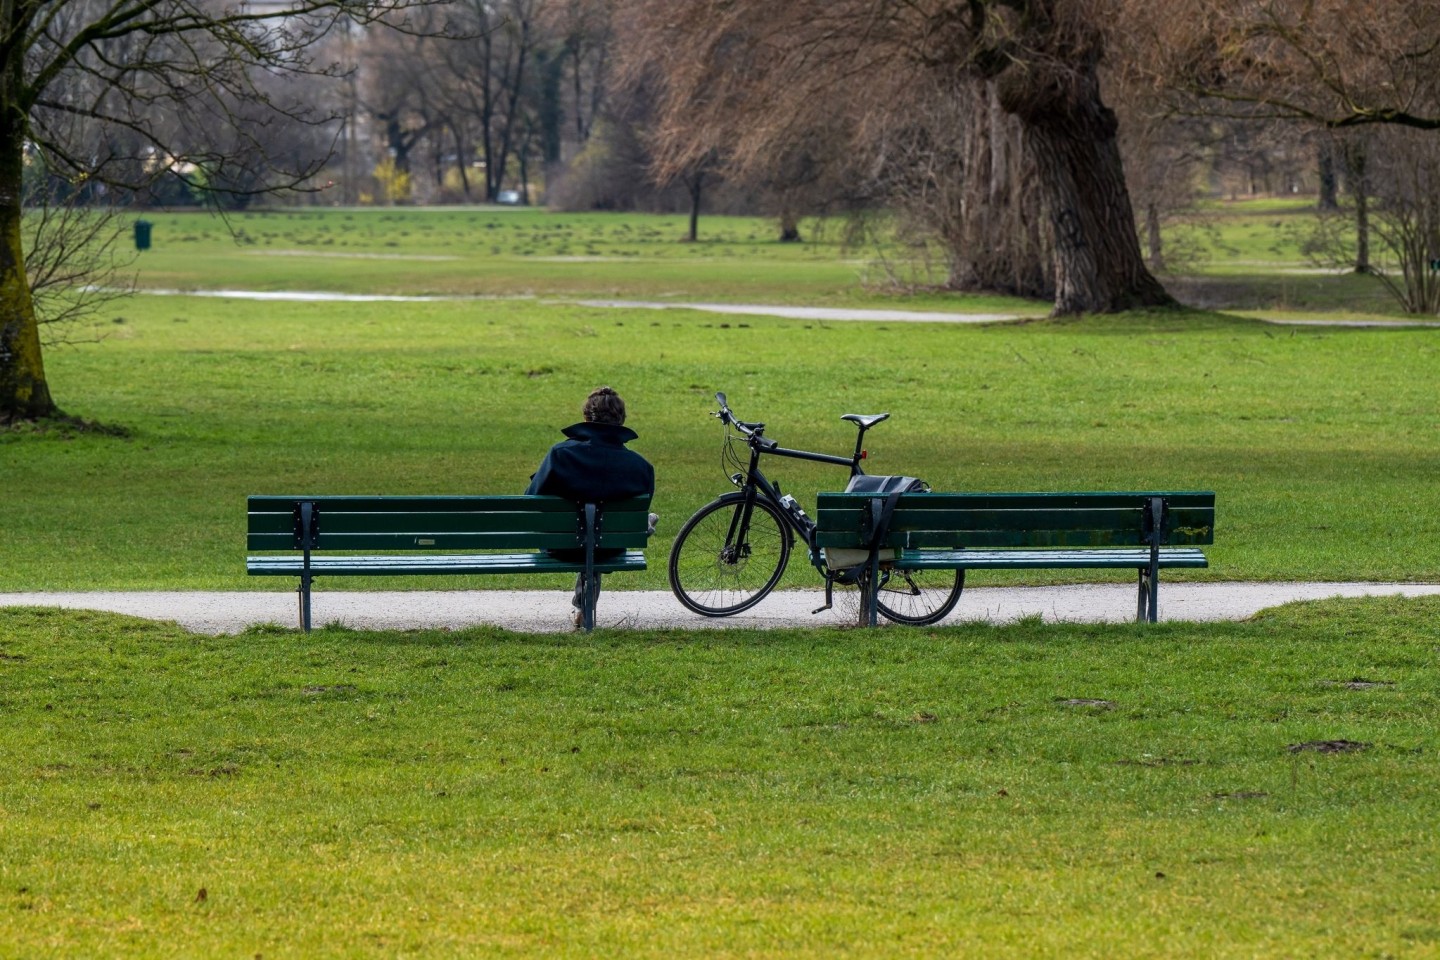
1116 757 1200 767
1320 677 1395 690
1287 739 1371 754
1 413 131 439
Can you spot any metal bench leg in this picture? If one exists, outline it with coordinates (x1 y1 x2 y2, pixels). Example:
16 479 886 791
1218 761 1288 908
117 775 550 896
581 503 598 631
298 573 313 633
866 552 880 627
580 573 600 631
1136 569 1160 623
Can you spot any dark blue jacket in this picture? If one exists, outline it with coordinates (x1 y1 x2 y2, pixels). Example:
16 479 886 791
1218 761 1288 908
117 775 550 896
525 421 655 503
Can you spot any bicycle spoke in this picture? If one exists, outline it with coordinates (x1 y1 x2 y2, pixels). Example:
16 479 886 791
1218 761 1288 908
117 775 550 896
669 496 791 616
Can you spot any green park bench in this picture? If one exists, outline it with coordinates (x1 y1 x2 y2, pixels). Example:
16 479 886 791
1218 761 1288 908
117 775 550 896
815 491 1215 626
246 495 651 632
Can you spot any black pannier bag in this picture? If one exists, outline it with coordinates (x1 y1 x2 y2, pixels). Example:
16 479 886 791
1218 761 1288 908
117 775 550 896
823 475 929 577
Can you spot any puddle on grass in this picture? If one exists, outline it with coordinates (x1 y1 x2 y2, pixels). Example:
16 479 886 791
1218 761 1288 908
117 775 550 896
139 288 470 303
126 287 1440 327
129 287 1029 322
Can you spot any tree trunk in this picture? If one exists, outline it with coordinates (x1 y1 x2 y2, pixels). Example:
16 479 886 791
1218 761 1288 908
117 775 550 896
945 82 1052 299
1347 142 1371 274
454 123 472 199
1145 201 1164 272
778 208 801 242
1001 63 1173 316
686 170 703 242
1317 140 1339 210
1355 188 1371 273
0 127 55 422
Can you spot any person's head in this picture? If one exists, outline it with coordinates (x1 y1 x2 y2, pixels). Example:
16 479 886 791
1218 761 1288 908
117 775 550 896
582 386 626 425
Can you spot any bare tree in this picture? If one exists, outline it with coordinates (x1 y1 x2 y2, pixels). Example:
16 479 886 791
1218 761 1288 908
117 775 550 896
617 0 1172 316
545 0 613 148
1128 1 1440 131
2 0 441 423
1306 127 1440 313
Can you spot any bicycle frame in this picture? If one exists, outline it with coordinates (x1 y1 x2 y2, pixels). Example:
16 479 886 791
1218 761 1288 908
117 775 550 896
714 391 875 575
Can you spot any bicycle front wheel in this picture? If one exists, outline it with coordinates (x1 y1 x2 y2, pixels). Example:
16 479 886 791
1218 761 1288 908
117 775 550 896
669 494 792 616
876 566 964 625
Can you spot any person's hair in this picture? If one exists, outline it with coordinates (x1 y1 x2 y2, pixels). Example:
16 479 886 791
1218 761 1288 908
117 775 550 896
582 386 626 425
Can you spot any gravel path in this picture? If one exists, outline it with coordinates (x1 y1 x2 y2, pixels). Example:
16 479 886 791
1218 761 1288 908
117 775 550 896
3 583 1437 634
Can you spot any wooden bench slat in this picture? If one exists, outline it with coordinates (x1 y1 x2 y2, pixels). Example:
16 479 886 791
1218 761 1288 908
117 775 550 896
247 550 648 577
817 527 1210 549
823 503 1215 526
248 531 649 551
817 490 1216 511
892 548 1209 570
249 509 651 535
248 494 610 513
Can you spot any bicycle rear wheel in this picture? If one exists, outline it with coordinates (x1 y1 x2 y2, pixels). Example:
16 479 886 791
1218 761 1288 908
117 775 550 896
875 566 964 625
669 493 792 616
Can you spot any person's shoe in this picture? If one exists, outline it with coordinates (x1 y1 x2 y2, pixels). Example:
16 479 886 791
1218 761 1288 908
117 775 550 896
647 512 660 535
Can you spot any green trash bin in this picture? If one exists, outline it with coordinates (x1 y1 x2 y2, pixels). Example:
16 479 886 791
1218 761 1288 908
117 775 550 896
134 220 152 251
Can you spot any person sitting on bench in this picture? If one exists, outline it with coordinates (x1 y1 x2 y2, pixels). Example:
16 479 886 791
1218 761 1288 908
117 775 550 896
526 386 657 627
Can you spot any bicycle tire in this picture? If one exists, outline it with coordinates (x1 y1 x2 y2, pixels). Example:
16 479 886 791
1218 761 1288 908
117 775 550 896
875 566 964 625
669 493 792 616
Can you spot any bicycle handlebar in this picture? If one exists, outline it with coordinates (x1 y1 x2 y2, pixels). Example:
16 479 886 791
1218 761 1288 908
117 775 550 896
714 391 766 438
712 389 867 471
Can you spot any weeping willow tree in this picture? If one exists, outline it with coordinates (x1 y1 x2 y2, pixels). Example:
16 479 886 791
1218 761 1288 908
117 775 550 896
618 0 1172 316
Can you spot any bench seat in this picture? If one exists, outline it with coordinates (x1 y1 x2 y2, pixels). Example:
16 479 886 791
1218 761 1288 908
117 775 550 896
246 550 647 577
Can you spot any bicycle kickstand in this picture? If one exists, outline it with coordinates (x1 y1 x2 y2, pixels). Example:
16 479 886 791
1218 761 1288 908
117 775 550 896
811 576 835 615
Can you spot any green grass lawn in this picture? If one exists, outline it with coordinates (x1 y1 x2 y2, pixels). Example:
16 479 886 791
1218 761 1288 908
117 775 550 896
2 297 1437 589
2 596 1437 957
3 204 1438 590
126 207 1006 307
4 205 1438 957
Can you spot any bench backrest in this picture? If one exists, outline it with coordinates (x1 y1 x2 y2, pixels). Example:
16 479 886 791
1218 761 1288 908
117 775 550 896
815 491 1215 550
247 495 652 553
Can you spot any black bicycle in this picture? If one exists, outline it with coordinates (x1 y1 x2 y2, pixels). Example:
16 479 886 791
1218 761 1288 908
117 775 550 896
667 392 964 625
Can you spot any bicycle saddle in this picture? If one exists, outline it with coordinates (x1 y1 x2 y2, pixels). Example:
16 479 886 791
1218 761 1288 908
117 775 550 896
841 413 890 428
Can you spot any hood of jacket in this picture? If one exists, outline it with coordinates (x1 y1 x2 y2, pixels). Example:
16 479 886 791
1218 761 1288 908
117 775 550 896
560 421 639 445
